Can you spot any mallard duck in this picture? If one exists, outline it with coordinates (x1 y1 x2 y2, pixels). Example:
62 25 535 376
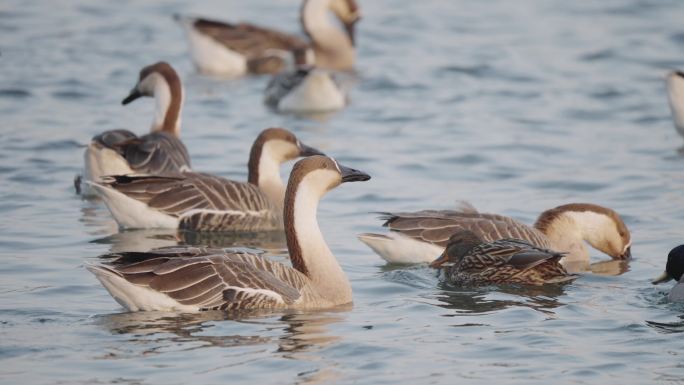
80 62 191 197
358 203 631 270
174 0 360 76
88 128 322 231
87 156 371 311
429 230 576 286
652 245 684 302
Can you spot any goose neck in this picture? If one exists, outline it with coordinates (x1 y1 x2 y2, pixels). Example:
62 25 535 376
284 179 352 304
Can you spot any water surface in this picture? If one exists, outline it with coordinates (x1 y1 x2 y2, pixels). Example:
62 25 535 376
2 0 684 384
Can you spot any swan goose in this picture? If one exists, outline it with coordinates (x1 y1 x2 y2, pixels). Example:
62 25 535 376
430 230 576 286
88 128 322 231
652 245 684 302
358 203 632 271
264 48 346 113
81 62 191 197
175 0 360 76
87 156 371 311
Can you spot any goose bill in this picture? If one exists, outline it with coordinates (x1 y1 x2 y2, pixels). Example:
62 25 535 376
339 164 370 182
122 88 143 105
299 142 325 157
652 271 673 285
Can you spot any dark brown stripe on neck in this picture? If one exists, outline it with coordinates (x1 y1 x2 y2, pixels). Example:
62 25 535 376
534 203 618 234
159 66 182 136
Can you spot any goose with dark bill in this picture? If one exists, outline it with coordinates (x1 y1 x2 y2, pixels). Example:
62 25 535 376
87 156 370 311
175 0 360 76
359 203 631 272
80 62 191 197
88 128 322 231
430 230 576 286
652 245 684 302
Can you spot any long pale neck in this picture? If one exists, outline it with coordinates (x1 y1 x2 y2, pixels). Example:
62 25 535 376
536 213 589 266
301 0 354 68
284 182 352 304
667 76 684 133
151 78 182 137
255 155 286 209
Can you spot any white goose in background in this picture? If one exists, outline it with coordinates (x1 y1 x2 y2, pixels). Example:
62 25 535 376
665 71 684 140
174 0 360 76
87 156 371 312
358 203 632 272
88 128 323 232
264 48 346 113
80 62 191 197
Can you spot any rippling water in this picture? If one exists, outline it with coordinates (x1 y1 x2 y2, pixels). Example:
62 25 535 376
2 0 684 384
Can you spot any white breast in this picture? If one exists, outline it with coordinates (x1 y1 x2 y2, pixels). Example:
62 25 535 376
181 24 248 76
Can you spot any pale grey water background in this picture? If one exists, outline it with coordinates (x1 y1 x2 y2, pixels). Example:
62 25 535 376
2 0 684 384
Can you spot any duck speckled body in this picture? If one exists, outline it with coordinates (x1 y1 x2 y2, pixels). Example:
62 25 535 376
431 231 576 286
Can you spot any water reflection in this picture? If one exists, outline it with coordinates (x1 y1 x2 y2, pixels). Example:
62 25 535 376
589 259 631 276
90 228 288 254
94 308 348 358
435 281 570 316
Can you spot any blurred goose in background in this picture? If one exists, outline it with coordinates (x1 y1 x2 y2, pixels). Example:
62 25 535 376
264 48 346 113
174 0 360 76
79 62 191 197
87 156 371 312
652 245 684 302
429 231 576 286
358 203 632 272
665 71 684 140
88 128 322 232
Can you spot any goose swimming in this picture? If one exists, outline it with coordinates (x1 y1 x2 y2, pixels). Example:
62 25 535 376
88 128 322 231
429 230 576 286
264 48 346 113
175 0 360 76
652 245 684 302
80 62 191 197
358 203 632 271
87 156 371 311
666 71 684 139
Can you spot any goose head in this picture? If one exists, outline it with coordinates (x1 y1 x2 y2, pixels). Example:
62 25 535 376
429 230 483 269
121 62 183 135
652 245 684 285
288 155 370 200
122 62 179 105
329 0 361 46
536 203 632 260
247 128 324 202
665 70 684 135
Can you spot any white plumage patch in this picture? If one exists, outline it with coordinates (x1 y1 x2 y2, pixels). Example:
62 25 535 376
180 21 248 76
87 265 199 312
87 182 180 229
278 70 345 113
358 232 444 264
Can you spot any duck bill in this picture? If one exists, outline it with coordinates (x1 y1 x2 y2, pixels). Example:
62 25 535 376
298 142 325 157
429 252 448 269
652 271 673 285
122 88 143 105
339 164 370 183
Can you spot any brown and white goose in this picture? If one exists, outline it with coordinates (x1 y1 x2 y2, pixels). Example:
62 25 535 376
358 203 632 271
174 0 360 76
88 128 322 231
87 156 370 312
81 62 191 196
